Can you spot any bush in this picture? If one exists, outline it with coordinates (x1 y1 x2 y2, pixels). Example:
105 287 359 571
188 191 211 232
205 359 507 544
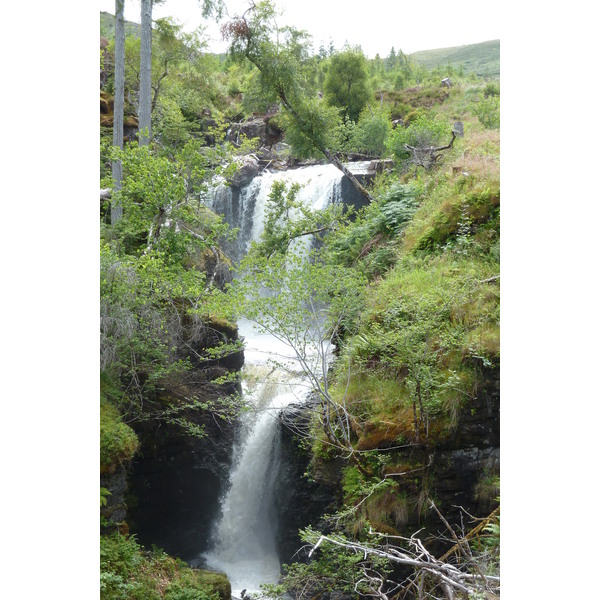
100 533 227 600
474 96 500 129
386 115 452 162
351 107 392 156
483 81 500 98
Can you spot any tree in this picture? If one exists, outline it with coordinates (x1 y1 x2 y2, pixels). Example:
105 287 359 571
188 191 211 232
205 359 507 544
221 0 374 202
324 48 372 123
351 106 392 157
102 139 243 436
217 181 371 473
111 0 125 224
138 0 224 146
138 0 156 146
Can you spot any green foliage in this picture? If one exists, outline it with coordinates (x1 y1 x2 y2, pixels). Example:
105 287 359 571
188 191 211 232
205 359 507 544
483 81 500 98
377 182 419 234
474 95 500 129
153 96 194 148
386 115 452 161
350 106 392 156
100 401 139 469
255 179 347 257
402 177 500 253
324 48 372 122
101 139 244 435
278 98 342 158
222 2 344 158
326 182 418 277
100 533 226 600
101 487 112 507
262 527 392 600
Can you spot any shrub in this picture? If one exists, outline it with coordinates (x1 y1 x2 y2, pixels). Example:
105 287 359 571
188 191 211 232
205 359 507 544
483 81 500 98
351 107 392 156
386 115 452 162
474 96 500 129
100 533 227 600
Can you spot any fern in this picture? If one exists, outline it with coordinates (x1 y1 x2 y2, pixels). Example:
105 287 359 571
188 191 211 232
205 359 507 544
376 183 418 234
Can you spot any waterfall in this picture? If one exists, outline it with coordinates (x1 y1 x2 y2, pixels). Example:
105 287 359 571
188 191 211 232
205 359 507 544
202 320 312 595
206 163 344 262
201 162 368 596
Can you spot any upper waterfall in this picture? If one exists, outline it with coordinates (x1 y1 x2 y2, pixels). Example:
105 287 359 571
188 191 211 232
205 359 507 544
205 163 350 263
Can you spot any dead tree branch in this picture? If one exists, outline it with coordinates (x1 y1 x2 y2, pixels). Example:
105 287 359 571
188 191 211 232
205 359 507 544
405 131 457 170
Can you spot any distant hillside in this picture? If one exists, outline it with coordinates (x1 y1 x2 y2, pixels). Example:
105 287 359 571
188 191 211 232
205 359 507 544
410 40 499 78
100 10 141 38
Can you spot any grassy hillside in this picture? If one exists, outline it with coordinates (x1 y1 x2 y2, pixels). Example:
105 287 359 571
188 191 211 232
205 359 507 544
100 10 141 38
410 39 500 78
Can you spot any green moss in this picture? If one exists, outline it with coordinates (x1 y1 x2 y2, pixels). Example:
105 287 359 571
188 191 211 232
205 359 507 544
100 401 139 471
206 315 238 338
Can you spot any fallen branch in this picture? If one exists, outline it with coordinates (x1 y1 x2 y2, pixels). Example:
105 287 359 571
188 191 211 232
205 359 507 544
479 275 500 284
405 131 457 170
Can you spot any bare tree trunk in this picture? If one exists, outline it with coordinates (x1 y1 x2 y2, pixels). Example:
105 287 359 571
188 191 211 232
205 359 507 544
111 0 125 224
138 0 153 146
323 148 374 202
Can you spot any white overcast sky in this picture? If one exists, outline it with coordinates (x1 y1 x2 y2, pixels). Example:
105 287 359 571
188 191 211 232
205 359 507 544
98 0 501 56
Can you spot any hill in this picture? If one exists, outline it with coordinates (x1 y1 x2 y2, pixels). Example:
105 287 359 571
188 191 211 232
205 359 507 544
410 39 499 78
100 10 141 38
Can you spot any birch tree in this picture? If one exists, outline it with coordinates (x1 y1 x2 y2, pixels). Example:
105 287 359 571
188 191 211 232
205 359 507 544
138 0 154 146
138 0 224 146
221 1 374 202
111 0 125 224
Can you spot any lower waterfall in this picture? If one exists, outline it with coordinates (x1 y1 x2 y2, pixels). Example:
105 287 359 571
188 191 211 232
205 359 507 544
202 320 312 595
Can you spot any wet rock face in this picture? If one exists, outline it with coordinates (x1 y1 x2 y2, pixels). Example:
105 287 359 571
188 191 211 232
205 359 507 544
127 416 238 562
273 367 499 560
430 365 500 525
125 325 244 562
101 465 129 531
229 155 261 188
274 404 343 564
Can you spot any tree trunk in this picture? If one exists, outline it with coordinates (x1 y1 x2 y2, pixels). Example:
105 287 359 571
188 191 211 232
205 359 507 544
111 0 125 224
323 148 374 203
138 0 153 146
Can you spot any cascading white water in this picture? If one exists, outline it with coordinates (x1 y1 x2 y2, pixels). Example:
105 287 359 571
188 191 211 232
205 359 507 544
202 320 313 595
202 162 364 596
205 163 344 263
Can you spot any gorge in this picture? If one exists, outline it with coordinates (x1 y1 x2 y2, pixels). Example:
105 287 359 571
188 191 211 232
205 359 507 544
121 160 499 596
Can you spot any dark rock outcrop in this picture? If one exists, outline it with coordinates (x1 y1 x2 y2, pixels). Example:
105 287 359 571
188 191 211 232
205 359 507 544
101 465 129 533
125 325 244 562
227 115 284 149
126 414 237 562
229 155 261 188
274 402 343 564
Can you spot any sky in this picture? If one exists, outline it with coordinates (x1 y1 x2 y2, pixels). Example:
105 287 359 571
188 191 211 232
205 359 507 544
98 0 501 56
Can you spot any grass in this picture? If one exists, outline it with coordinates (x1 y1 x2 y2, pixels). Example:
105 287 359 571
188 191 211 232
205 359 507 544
100 532 230 600
410 40 500 78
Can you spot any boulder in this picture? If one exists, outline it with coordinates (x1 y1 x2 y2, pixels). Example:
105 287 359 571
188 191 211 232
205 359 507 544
227 115 284 149
229 154 261 187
